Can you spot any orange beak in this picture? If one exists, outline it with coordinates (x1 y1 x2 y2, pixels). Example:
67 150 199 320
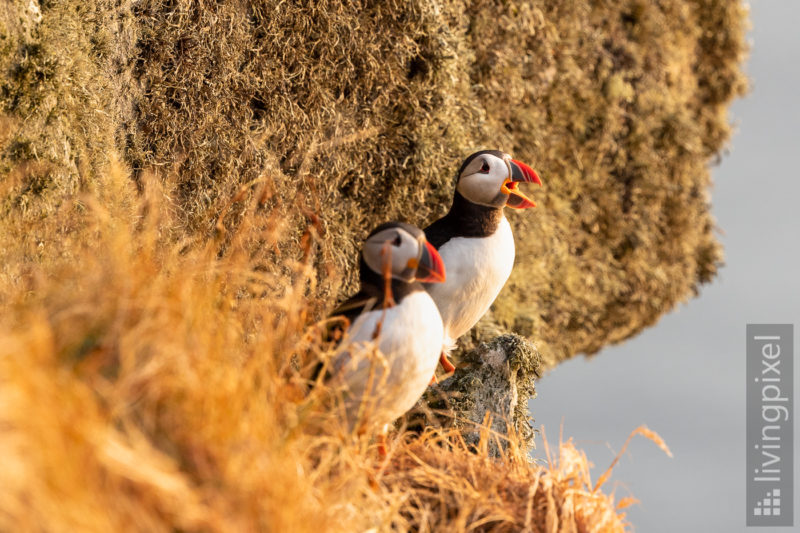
415 241 446 283
502 159 542 209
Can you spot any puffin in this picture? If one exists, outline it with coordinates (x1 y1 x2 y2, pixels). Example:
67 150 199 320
424 150 541 372
321 222 446 453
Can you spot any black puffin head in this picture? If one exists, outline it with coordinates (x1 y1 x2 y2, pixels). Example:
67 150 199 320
361 222 445 284
455 150 542 209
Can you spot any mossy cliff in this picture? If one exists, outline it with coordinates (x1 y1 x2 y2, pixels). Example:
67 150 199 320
409 334 542 457
1 0 747 368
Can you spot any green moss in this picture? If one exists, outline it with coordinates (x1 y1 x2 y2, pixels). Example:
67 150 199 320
0 0 748 368
409 334 541 453
0 0 133 217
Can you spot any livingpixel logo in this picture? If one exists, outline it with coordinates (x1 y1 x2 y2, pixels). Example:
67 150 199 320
746 324 794 527
752 488 781 518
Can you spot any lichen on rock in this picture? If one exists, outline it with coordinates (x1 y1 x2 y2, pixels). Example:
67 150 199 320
409 334 541 456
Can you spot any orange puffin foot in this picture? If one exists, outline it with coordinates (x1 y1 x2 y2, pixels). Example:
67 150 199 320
439 352 456 374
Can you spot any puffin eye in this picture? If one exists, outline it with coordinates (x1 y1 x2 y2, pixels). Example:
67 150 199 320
479 160 490 173
392 234 402 247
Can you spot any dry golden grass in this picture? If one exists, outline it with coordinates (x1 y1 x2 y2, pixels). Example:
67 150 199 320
0 162 671 532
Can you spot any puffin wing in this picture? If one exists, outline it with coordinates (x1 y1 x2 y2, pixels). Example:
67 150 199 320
324 287 381 343
311 286 382 383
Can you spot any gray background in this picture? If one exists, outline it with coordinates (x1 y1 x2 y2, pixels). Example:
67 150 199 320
530 2 800 531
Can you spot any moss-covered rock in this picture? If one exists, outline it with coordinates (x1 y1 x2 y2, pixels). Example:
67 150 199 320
410 334 541 456
0 0 748 368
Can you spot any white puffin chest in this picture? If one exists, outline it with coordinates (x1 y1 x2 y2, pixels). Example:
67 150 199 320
427 216 515 343
332 290 444 429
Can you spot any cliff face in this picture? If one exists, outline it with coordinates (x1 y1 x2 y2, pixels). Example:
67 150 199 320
1 0 747 368
0 2 747 530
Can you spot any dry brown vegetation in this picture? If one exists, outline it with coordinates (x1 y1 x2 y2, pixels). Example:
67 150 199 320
0 164 671 531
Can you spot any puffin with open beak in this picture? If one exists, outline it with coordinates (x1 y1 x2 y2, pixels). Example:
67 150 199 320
321 222 446 454
424 150 541 373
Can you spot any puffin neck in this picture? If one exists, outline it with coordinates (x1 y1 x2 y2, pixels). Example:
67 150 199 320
444 191 505 237
358 256 421 303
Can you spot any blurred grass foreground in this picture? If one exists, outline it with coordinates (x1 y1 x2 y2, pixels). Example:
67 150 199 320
1 1 745 531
